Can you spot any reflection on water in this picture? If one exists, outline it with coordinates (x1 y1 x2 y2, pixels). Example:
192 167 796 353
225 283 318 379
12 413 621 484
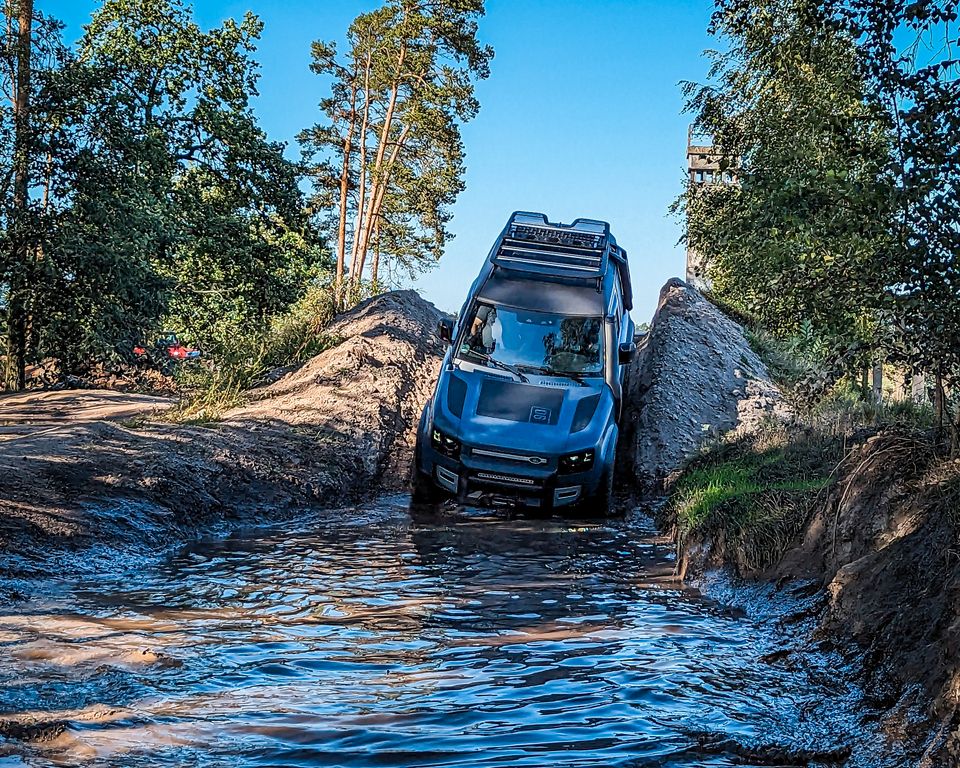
0 497 889 767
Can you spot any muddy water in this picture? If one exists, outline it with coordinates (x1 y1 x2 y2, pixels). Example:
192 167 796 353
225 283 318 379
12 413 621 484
0 497 889 767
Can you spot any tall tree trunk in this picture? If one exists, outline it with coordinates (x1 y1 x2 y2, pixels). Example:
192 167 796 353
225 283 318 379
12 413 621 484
934 370 945 443
364 122 408 245
5 0 33 391
353 121 410 292
370 219 380 291
951 399 960 458
871 357 883 405
347 51 372 307
354 42 406 281
334 81 358 310
911 371 925 403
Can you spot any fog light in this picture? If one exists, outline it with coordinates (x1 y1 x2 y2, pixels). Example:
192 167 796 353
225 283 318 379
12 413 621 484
430 426 461 459
559 449 595 474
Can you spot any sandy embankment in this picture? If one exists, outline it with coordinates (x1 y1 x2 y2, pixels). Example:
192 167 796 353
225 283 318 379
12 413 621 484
631 278 960 765
0 290 444 576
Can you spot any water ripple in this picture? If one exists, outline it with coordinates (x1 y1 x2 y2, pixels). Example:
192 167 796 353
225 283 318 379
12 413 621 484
0 498 896 767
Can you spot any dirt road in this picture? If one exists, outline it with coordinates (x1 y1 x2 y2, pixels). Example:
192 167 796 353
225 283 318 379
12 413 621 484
0 389 172 439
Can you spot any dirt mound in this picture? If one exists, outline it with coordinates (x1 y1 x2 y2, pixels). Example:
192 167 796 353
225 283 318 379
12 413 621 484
624 278 791 490
776 433 960 763
227 289 445 493
0 291 445 576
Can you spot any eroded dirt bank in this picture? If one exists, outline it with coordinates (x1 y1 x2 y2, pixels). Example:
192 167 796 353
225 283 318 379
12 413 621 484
0 291 444 578
634 279 960 765
622 277 791 491
782 435 960 765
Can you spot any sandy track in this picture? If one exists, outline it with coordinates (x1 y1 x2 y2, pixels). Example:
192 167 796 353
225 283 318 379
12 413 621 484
0 389 171 435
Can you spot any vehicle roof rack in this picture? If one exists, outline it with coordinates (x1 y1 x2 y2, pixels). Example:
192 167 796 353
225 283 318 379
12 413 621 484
487 212 632 309
492 212 615 280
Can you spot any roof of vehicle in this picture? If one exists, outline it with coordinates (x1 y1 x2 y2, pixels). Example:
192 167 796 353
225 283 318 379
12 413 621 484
477 273 604 316
487 212 633 310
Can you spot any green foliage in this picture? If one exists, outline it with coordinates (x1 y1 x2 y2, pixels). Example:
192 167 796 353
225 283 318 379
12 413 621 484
831 0 960 449
677 0 895 361
746 322 831 392
746 323 935 433
163 167 330 357
682 0 960 450
808 380 935 434
301 0 493 308
28 48 170 370
169 284 339 422
80 0 330 361
1 0 331 386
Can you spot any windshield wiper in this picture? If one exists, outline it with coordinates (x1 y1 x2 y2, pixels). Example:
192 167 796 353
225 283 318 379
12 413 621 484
470 352 529 383
519 365 590 386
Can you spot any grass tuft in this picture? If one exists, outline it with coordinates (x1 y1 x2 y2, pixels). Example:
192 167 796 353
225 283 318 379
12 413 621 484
669 430 841 573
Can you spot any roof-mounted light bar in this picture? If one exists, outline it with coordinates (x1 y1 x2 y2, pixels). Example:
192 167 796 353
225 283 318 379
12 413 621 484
491 212 613 278
485 211 631 309
506 212 609 252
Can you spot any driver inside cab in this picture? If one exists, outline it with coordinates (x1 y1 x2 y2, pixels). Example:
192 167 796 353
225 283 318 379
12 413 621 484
466 304 498 354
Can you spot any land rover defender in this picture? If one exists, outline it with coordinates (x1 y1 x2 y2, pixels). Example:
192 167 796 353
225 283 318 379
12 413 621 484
412 212 636 514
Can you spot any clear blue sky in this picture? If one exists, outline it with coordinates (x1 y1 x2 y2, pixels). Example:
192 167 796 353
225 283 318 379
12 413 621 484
56 0 715 321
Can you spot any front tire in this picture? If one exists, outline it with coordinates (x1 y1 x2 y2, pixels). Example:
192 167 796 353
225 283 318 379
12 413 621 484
594 466 615 517
578 447 616 517
411 469 443 505
410 407 442 506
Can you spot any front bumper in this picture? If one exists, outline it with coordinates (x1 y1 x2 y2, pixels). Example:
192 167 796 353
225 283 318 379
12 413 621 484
418 441 603 509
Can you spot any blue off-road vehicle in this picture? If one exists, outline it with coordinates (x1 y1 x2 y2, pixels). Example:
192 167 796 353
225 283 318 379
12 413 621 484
412 212 636 514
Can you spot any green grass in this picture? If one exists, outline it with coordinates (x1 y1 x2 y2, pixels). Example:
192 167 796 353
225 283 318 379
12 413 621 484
669 434 840 572
678 460 828 528
166 381 247 424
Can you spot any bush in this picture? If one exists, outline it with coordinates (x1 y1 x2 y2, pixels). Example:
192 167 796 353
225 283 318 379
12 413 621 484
807 380 935 436
168 284 338 423
743 322 936 436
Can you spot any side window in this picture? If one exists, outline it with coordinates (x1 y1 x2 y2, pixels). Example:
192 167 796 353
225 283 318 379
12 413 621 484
610 276 622 320
609 280 622 350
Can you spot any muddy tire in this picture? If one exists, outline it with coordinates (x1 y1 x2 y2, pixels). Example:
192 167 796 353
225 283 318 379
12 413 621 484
593 465 615 517
410 470 443 505
410 408 442 506
579 448 616 517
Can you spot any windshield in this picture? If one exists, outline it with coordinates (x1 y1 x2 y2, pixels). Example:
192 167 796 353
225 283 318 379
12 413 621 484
458 303 604 375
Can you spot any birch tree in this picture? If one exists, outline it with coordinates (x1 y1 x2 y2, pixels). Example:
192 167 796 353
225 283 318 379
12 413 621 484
833 0 960 448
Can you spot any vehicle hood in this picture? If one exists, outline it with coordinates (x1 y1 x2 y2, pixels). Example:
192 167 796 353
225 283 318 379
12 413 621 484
435 366 611 454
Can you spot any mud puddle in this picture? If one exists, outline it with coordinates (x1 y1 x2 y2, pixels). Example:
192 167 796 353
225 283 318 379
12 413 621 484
0 497 902 766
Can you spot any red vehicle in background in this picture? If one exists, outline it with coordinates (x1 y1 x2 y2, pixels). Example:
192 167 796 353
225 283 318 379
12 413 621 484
133 331 202 368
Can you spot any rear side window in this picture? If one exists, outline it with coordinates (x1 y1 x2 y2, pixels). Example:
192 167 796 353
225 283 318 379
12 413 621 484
610 281 622 319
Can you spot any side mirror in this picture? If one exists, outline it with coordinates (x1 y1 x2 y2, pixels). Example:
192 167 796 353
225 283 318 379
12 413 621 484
618 341 637 364
437 318 454 344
